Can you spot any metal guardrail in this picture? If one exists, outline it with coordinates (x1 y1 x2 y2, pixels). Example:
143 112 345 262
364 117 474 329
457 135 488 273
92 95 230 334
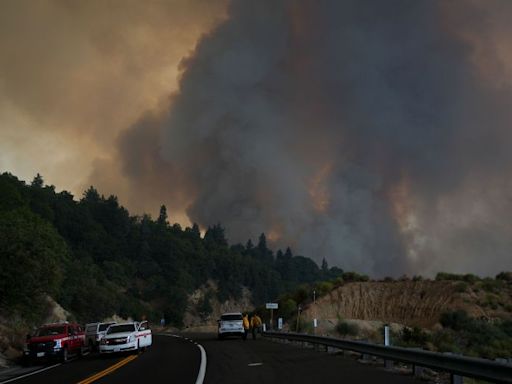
262 331 512 383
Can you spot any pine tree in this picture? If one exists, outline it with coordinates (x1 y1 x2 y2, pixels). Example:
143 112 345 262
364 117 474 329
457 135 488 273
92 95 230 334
321 258 329 273
31 173 44 188
157 205 168 226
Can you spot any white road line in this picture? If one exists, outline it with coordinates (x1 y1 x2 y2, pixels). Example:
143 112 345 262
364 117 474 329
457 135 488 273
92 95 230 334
160 334 207 384
0 364 61 384
194 344 207 384
248 363 263 367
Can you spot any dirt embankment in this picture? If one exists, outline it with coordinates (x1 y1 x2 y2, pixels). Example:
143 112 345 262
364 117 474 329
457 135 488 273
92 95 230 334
302 280 509 329
183 280 253 331
0 296 70 368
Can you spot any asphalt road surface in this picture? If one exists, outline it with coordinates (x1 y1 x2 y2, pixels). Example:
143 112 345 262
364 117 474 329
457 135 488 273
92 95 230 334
0 333 419 384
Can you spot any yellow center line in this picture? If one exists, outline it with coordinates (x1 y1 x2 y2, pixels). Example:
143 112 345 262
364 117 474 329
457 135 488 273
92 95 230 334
77 354 138 384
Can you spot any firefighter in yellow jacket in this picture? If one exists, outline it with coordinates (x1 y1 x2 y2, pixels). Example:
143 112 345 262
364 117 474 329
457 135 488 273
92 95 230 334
250 313 262 340
242 314 250 340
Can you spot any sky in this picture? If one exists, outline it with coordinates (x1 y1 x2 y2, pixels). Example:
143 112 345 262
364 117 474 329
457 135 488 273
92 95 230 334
1 0 512 277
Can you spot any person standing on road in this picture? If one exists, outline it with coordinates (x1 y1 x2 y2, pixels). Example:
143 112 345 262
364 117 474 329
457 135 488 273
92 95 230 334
242 313 250 341
251 313 262 340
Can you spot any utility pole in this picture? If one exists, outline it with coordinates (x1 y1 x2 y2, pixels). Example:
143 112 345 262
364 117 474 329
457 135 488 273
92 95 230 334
296 305 302 332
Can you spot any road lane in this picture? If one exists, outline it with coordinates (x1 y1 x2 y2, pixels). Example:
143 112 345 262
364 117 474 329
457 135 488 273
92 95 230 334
187 333 418 384
94 334 200 384
2 332 419 384
0 354 127 384
1 335 200 384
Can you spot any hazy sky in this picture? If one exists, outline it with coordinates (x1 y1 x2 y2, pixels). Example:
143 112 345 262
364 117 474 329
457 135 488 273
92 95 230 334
2 0 512 277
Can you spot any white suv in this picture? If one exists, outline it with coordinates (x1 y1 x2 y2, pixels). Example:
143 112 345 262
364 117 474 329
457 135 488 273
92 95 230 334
99 321 152 354
217 312 244 339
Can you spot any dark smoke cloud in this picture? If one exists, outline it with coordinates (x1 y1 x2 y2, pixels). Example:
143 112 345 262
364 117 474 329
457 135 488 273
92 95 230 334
118 0 512 276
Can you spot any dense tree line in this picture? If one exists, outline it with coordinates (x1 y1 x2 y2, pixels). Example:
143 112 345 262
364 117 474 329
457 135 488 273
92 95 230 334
0 172 342 326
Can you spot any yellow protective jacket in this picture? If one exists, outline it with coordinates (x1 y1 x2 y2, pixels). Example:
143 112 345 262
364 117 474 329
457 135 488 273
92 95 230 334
243 315 250 330
251 315 262 327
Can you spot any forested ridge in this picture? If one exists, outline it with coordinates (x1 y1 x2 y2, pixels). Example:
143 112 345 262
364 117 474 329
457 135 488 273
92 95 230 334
0 172 342 326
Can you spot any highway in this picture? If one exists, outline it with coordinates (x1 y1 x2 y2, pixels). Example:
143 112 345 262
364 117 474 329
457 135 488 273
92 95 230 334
0 333 418 384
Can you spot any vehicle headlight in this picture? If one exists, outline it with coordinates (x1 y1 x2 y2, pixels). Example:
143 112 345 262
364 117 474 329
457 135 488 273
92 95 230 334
101 338 108 345
54 339 62 349
127 335 135 343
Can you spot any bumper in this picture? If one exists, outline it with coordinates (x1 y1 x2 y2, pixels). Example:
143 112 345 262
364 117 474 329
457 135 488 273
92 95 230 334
218 330 244 337
24 348 64 360
99 341 137 354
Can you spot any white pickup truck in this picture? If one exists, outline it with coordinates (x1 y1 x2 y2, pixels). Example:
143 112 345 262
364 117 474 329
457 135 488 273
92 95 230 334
99 321 152 354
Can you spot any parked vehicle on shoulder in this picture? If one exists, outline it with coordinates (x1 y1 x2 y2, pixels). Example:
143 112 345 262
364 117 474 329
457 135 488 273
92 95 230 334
217 312 244 339
99 321 152 354
85 322 116 351
23 322 85 364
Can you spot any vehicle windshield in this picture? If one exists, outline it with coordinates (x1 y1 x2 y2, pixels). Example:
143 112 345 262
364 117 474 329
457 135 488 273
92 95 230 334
221 314 242 321
99 323 113 332
35 326 66 336
107 324 135 334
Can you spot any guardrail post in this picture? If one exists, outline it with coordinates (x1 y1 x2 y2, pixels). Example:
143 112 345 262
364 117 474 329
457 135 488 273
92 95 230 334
413 364 424 377
443 353 464 384
384 325 393 369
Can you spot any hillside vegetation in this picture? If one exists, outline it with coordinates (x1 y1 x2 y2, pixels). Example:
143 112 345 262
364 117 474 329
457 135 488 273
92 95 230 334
0 172 342 328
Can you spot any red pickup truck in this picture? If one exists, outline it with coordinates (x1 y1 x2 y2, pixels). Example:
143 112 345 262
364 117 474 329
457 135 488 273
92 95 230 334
24 322 85 363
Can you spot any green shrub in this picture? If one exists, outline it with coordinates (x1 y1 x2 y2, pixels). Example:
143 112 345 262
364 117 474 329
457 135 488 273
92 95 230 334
401 326 431 346
435 273 480 282
296 318 314 333
454 282 469 293
278 298 298 320
496 271 512 282
315 281 334 296
480 278 504 294
440 310 472 331
336 320 359 336
342 272 369 282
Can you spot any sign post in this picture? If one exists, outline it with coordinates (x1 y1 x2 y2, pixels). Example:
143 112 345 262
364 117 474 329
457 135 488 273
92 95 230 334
266 303 278 330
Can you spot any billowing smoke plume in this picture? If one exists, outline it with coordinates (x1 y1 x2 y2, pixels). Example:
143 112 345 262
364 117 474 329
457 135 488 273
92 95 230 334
118 0 512 276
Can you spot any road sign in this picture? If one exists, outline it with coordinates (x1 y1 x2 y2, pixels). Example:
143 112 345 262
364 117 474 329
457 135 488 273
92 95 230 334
266 303 278 309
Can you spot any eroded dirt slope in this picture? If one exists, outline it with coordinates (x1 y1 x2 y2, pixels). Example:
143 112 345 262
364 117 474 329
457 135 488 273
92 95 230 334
303 280 510 328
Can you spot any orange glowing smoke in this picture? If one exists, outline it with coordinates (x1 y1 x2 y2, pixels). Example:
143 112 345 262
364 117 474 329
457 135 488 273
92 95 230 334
388 175 425 261
309 163 332 213
388 175 415 232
